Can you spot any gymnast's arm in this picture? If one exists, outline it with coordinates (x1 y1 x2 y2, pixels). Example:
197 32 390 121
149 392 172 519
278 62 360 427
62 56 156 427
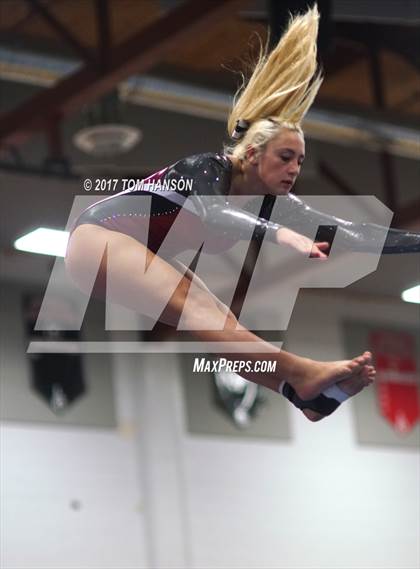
267 193 420 254
167 154 327 255
170 155 420 255
196 192 420 255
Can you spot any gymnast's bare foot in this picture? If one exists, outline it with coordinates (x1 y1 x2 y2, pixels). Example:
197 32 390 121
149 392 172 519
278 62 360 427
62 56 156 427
336 361 375 396
302 355 375 421
290 351 373 401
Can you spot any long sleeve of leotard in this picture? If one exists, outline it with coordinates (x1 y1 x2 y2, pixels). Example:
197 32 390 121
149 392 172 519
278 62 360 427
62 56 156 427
163 153 420 254
270 194 420 254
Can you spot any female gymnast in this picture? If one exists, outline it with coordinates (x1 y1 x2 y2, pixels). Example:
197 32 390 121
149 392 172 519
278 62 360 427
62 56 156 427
65 5 419 421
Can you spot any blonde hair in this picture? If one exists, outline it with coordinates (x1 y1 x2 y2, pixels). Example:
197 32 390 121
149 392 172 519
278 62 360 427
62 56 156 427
226 4 322 159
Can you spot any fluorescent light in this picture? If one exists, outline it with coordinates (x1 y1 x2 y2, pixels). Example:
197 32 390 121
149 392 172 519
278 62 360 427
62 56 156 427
401 284 420 304
14 228 69 257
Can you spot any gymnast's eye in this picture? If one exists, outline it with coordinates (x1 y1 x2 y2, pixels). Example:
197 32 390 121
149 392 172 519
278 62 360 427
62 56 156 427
280 154 292 162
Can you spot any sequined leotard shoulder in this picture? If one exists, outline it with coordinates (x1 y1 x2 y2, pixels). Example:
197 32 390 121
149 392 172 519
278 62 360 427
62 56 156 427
72 152 280 256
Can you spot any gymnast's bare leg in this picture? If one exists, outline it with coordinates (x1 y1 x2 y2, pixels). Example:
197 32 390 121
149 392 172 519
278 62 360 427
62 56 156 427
66 223 375 402
173 259 375 422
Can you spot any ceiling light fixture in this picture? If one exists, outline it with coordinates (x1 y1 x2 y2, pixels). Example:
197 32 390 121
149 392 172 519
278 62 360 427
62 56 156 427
73 91 142 157
14 228 69 257
73 124 142 157
401 284 420 304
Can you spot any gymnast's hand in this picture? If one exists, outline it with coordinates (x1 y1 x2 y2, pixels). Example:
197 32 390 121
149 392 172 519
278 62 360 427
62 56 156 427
275 227 330 258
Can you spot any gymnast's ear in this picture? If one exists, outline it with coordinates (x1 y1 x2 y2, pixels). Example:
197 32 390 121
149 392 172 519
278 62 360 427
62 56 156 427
245 145 259 165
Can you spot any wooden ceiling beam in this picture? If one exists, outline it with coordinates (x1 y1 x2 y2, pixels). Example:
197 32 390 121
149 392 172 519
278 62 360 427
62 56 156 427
95 0 111 71
24 0 94 63
0 0 242 149
393 199 420 229
4 2 37 34
369 43 398 212
335 21 420 72
323 41 365 77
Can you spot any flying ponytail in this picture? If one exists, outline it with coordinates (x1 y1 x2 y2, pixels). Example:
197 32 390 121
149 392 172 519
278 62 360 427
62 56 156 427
226 4 323 158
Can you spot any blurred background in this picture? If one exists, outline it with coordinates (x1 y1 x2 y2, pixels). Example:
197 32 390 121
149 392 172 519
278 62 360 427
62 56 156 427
0 1 419 568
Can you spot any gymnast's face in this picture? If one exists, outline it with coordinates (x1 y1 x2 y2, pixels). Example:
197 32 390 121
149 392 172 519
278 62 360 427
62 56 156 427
251 128 305 195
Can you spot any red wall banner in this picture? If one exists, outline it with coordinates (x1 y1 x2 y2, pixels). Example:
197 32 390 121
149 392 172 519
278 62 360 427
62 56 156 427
370 330 420 433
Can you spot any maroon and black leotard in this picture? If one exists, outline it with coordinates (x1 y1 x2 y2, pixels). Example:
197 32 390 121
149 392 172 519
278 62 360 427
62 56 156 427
71 151 420 416
73 153 280 258
73 151 420 256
